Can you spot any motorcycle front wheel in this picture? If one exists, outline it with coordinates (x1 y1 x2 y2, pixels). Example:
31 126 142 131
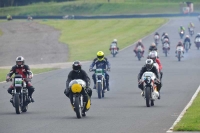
145 87 151 107
74 97 82 118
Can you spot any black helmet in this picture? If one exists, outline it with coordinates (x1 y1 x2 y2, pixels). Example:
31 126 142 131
16 56 25 67
72 61 81 72
145 59 154 71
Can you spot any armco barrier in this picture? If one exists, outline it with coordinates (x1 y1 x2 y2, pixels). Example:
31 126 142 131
0 13 199 20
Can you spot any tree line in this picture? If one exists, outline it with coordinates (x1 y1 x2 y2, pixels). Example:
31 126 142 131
0 0 74 7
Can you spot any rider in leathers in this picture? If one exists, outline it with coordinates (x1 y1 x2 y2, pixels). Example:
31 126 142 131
6 56 35 103
89 51 111 91
133 40 145 57
149 42 158 52
64 61 92 109
183 35 191 49
138 59 161 99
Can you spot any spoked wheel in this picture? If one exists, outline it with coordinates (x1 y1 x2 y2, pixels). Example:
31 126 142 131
145 87 151 107
97 82 102 99
14 94 21 114
74 97 82 118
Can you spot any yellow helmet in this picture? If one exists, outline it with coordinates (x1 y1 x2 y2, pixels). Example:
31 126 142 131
97 51 104 61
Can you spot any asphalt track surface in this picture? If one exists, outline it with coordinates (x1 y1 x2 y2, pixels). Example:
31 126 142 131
0 17 200 133
0 21 68 66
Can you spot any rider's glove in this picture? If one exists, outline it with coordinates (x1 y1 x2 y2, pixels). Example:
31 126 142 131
6 76 10 82
28 75 32 79
107 68 110 71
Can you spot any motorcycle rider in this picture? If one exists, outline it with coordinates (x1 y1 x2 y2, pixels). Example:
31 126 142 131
89 51 111 91
147 51 162 73
138 59 161 99
188 22 195 29
183 35 191 49
154 32 160 39
110 39 119 53
64 61 92 110
133 40 145 57
179 26 185 33
6 56 35 103
149 42 158 52
175 41 184 57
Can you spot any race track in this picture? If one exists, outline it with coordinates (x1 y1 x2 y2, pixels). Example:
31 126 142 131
0 17 200 133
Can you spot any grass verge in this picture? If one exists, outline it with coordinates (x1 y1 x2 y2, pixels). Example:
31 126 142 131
173 91 200 131
0 1 200 16
0 68 58 82
40 18 168 61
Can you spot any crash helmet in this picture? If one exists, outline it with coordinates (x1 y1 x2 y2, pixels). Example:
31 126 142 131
145 59 154 71
97 51 104 61
72 61 81 72
16 56 25 67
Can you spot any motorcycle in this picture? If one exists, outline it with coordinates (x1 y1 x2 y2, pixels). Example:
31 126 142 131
110 43 118 57
163 42 170 57
184 41 190 53
90 69 108 99
136 46 143 61
180 30 184 39
154 35 159 46
195 37 200 50
189 27 194 36
176 46 184 61
8 74 31 114
140 72 159 107
69 79 91 118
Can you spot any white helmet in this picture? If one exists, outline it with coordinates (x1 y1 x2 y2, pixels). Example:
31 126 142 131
186 35 189 38
149 51 158 60
16 56 25 67
145 59 154 71
113 39 117 43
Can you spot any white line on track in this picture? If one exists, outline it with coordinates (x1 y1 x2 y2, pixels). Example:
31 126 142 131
166 85 200 133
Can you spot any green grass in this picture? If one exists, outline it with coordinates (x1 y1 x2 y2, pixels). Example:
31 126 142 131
0 1 199 16
173 92 200 131
0 68 58 82
40 18 168 61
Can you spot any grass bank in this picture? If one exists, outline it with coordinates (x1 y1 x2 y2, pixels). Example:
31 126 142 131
0 1 200 16
0 68 58 82
173 91 200 131
40 18 168 61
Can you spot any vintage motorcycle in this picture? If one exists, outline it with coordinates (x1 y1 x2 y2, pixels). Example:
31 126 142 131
90 69 109 99
163 42 170 57
136 45 143 61
195 37 200 50
189 27 194 36
176 46 184 61
184 41 190 53
180 30 184 39
69 79 91 118
8 74 31 114
154 35 159 46
140 72 159 107
110 43 118 57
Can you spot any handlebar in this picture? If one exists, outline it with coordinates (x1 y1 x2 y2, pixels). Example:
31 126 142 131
89 68 110 72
